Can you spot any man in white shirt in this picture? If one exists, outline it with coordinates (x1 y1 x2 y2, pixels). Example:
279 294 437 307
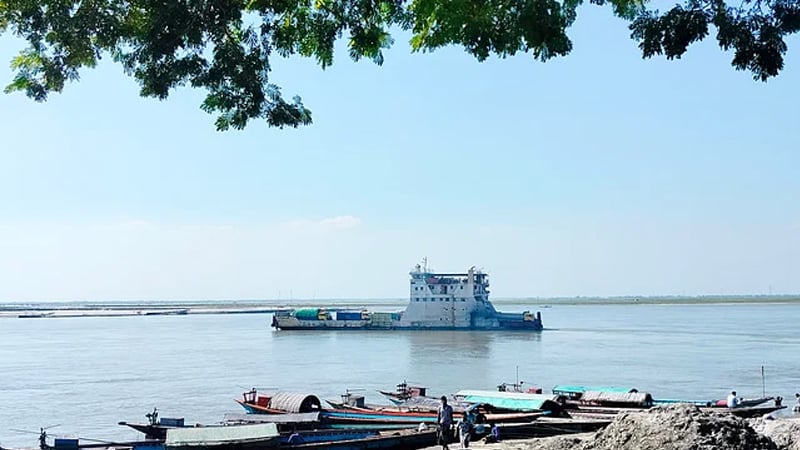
727 391 740 408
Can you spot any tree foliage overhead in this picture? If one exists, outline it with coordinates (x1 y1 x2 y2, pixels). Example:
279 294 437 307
1 0 798 130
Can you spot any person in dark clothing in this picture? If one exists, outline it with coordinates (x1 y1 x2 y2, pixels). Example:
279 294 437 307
483 423 500 443
437 396 454 450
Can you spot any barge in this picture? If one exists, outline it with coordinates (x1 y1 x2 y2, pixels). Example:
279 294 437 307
271 261 543 331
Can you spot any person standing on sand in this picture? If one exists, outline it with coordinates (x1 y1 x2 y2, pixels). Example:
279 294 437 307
456 412 472 448
793 393 800 413
437 396 454 450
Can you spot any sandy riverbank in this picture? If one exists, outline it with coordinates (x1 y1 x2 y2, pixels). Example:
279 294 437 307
420 405 800 450
0 305 281 319
4 294 800 319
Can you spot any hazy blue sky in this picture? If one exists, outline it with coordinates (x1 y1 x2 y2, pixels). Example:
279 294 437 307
1 7 798 301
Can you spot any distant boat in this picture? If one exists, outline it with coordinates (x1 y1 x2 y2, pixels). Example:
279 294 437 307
144 309 189 316
18 312 54 318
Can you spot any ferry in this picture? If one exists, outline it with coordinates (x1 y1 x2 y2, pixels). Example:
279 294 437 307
271 261 543 331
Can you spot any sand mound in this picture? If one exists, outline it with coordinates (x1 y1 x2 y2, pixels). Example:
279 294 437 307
750 416 800 450
507 404 780 450
584 404 776 450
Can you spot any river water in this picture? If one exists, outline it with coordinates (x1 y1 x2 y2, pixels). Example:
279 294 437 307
1 302 798 447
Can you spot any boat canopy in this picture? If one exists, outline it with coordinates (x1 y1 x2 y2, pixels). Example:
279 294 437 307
454 390 560 412
652 398 714 406
268 392 322 413
580 391 654 407
552 385 638 395
165 423 279 447
223 412 321 425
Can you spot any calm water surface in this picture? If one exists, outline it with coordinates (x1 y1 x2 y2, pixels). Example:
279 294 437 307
1 302 799 447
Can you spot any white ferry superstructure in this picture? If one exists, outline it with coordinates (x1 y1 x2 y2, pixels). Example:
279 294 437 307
271 262 543 331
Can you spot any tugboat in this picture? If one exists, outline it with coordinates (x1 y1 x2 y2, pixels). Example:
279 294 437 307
271 260 543 331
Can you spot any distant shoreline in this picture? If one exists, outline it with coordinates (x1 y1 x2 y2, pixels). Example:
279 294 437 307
2 295 799 319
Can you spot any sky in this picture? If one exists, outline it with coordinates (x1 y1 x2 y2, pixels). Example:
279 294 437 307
0 6 799 301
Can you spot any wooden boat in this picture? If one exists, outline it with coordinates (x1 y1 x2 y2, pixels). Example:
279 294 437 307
34 428 161 450
554 385 776 411
374 396 474 413
320 408 544 426
319 409 439 425
41 439 160 450
123 413 436 450
377 382 428 404
651 395 774 408
121 410 430 449
143 309 189 316
236 390 439 426
280 428 437 450
551 385 654 411
223 413 324 432
236 398 543 428
709 404 786 418
376 392 470 411
552 385 639 399
564 402 787 420
162 428 436 450
34 427 433 450
326 391 546 424
164 423 279 450
453 390 565 416
497 382 543 394
18 312 54 319
237 390 545 427
327 392 472 415
279 429 380 444
566 390 654 408
709 397 774 408
474 417 612 440
123 413 329 439
119 409 190 440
